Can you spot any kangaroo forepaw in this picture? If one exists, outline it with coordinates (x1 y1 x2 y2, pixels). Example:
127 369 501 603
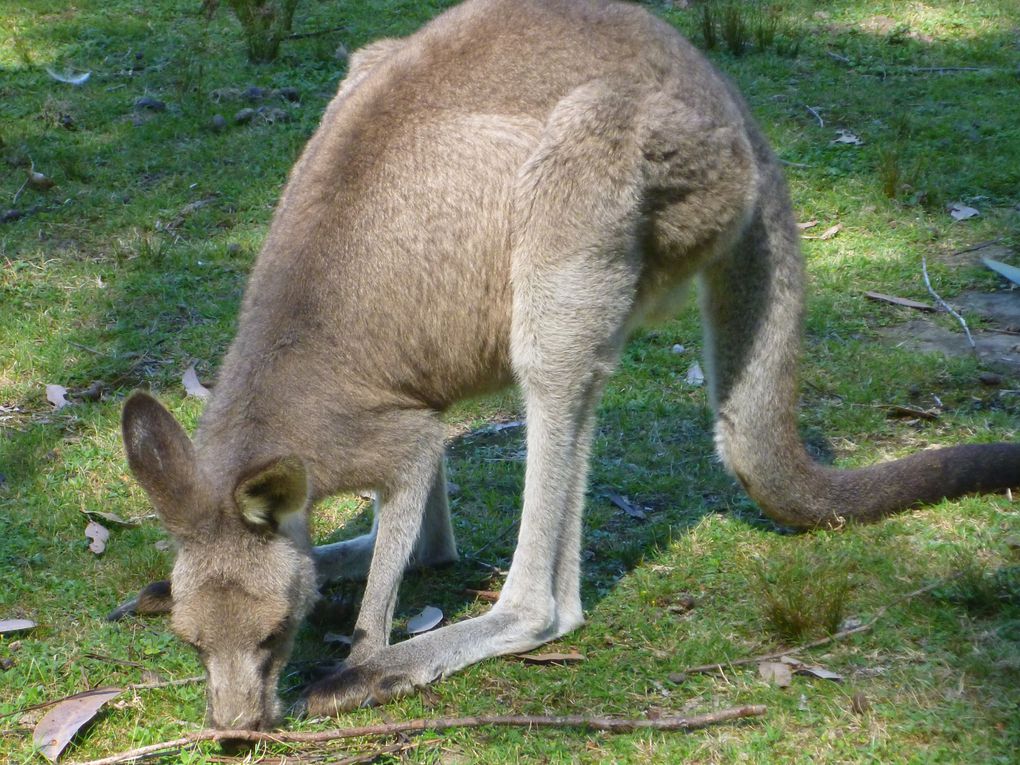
106 579 173 621
300 663 418 716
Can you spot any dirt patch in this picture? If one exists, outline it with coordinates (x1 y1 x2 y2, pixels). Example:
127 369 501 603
877 289 1020 374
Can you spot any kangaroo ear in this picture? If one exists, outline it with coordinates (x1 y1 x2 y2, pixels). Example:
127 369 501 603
234 457 309 529
122 391 200 534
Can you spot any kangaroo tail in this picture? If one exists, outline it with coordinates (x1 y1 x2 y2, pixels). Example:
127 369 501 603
699 144 1020 529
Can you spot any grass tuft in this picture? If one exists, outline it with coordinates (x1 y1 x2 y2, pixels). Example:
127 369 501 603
935 562 1020 617
752 545 858 642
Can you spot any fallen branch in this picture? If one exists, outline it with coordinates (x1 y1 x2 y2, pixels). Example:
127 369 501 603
685 577 956 676
921 255 975 349
69 706 766 765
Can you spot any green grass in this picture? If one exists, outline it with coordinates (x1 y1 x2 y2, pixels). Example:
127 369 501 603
3 0 1020 762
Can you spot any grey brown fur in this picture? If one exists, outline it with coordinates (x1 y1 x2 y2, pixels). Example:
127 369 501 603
119 0 1020 729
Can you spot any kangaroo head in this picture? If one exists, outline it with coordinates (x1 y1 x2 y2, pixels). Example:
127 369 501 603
121 392 318 730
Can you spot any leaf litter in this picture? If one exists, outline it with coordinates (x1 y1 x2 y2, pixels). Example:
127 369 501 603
758 655 842 687
406 606 443 634
0 619 37 634
81 509 139 527
607 492 647 521
948 202 979 221
45 385 70 410
33 687 122 762
84 521 110 554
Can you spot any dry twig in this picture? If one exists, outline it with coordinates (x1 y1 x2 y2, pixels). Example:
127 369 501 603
69 707 766 765
685 576 957 675
921 255 975 349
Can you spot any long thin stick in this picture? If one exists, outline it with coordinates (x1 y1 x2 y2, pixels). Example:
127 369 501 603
69 706 767 765
286 25 347 40
921 255 975 349
685 577 955 675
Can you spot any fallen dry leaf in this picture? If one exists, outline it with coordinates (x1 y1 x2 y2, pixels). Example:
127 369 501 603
948 202 979 221
182 365 211 399
0 618 37 634
84 521 109 555
833 129 863 145
46 384 70 410
33 687 122 762
82 510 138 527
796 665 843 682
797 219 819 230
607 492 647 521
45 68 91 86
406 605 443 634
758 661 793 687
518 651 587 665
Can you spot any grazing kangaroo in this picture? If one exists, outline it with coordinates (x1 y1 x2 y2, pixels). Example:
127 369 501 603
119 0 1020 730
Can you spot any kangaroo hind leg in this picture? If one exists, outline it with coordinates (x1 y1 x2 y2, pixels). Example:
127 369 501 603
300 80 650 715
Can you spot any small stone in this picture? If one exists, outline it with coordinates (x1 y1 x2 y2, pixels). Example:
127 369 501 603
234 107 256 125
979 371 1003 386
134 96 166 112
671 343 685 354
667 672 687 685
210 114 227 131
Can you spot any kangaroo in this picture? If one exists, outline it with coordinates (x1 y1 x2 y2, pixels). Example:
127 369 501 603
119 0 1020 730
